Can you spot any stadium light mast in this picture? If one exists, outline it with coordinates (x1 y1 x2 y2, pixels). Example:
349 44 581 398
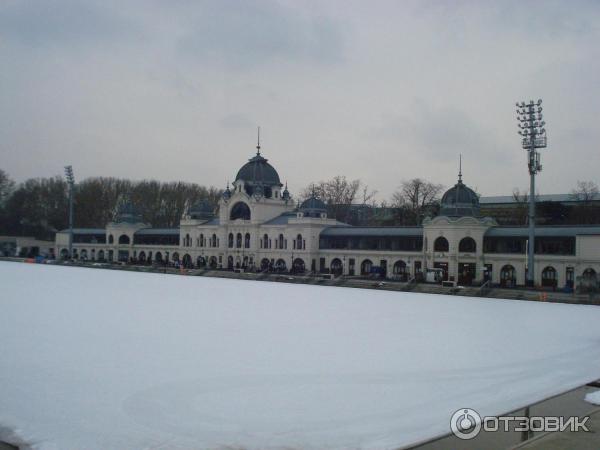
64 166 75 259
516 100 547 287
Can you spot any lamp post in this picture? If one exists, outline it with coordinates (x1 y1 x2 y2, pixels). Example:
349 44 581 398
64 166 75 260
516 100 547 287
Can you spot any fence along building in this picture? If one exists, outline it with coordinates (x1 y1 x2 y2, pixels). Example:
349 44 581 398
55 144 600 290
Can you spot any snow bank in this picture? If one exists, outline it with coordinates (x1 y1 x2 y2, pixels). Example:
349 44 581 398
1 261 600 450
585 390 600 406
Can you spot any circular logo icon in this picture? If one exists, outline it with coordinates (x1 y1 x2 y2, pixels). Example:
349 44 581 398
450 408 482 440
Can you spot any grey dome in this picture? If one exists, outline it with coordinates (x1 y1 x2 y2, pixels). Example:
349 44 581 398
235 153 281 186
300 196 327 217
115 197 143 224
187 199 215 220
440 178 480 217
300 197 327 211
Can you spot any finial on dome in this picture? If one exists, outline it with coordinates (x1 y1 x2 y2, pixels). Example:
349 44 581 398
282 181 290 201
458 154 463 183
256 126 261 156
223 181 231 200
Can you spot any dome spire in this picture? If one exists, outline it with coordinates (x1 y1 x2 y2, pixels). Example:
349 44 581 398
256 126 261 156
458 154 463 183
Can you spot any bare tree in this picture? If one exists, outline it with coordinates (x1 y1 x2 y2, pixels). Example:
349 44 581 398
391 178 443 224
301 176 362 222
0 169 15 205
570 180 599 203
570 180 600 224
511 188 529 225
360 185 378 206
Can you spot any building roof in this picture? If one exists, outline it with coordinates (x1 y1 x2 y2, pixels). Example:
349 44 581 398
235 153 281 186
186 200 215 220
440 173 480 218
263 211 298 225
114 198 143 224
320 226 423 237
59 228 106 234
134 228 180 236
300 197 327 211
485 226 600 237
480 194 576 204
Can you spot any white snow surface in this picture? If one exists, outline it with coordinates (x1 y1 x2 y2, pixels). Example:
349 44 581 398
1 262 600 450
585 390 600 406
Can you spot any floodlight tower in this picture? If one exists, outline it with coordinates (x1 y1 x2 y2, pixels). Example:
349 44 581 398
64 166 75 259
516 100 547 287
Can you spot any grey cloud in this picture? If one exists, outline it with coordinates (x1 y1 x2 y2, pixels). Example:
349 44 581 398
372 100 508 164
176 1 345 68
219 113 254 129
0 1 138 47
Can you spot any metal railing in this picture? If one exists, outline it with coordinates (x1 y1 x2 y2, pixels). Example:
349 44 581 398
479 280 492 297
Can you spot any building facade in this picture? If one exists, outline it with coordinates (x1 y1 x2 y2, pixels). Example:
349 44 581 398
55 146 600 290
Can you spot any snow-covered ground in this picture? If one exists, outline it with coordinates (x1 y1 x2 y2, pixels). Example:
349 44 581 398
585 390 600 406
1 262 600 450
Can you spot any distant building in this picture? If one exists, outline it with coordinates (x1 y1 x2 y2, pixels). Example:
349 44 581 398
0 236 55 258
55 143 600 290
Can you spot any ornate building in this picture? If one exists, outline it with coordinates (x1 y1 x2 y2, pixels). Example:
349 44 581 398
55 142 600 290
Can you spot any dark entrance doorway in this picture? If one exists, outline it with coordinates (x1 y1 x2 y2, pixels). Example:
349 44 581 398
458 263 476 285
433 262 449 281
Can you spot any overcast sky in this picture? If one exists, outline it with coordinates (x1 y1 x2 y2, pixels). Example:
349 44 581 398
1 0 599 200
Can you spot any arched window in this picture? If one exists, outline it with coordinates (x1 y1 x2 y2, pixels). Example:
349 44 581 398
108 234 114 244
393 260 407 275
331 258 343 276
211 234 217 248
278 234 284 249
434 236 449 252
292 258 305 273
118 234 130 245
199 234 204 247
459 237 476 253
541 266 557 287
182 254 192 268
228 233 234 248
230 202 251 220
236 233 242 248
263 233 269 249
361 259 373 275
296 234 303 250
245 233 251 248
